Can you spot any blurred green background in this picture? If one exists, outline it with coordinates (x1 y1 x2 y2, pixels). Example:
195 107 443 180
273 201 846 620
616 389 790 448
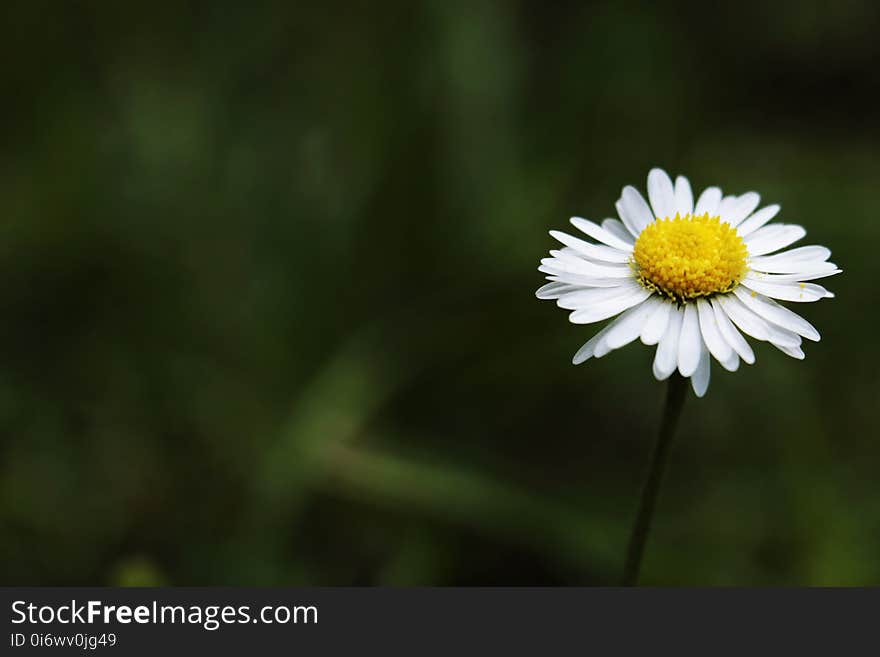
0 0 876 586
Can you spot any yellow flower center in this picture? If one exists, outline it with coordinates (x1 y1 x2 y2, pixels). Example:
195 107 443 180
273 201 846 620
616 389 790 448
632 213 748 302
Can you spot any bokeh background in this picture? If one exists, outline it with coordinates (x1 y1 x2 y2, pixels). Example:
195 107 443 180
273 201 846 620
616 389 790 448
1 0 877 586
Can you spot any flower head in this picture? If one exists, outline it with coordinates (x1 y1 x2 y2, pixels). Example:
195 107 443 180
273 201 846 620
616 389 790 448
537 168 841 397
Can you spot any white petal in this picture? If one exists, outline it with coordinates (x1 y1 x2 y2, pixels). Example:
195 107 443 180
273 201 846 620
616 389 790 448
548 230 632 263
696 298 734 366
691 342 711 397
674 176 694 217
596 298 660 354
652 306 684 380
745 268 840 282
716 294 771 341
717 195 738 222
569 286 652 324
546 250 633 276
694 186 722 217
556 284 640 310
733 287 820 341
618 186 655 237
640 299 672 345
744 225 807 256
601 218 635 245
724 192 761 226
748 246 833 273
711 298 755 364
767 325 802 349
764 244 831 261
545 273 636 288
772 343 805 360
536 282 577 299
740 278 829 303
540 253 632 278
570 217 636 252
571 299 660 364
677 303 702 377
719 303 801 350
647 168 676 220
723 306 801 351
572 323 615 364
720 348 740 372
735 204 780 236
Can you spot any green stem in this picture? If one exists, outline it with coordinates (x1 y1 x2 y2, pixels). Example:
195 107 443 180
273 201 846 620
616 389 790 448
622 373 688 586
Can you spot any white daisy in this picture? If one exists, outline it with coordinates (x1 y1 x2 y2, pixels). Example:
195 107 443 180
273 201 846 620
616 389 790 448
536 168 841 397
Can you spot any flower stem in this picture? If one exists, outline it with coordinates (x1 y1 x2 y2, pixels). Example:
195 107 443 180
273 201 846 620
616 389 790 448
622 373 688 586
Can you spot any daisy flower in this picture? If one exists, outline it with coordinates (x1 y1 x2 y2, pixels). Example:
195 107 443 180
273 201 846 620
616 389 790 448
536 168 840 397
